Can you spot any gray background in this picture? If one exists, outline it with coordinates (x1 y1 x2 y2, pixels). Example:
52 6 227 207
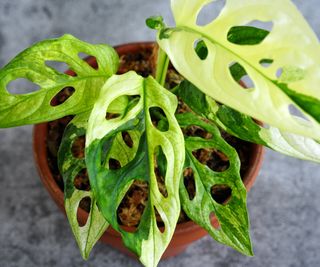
0 0 319 266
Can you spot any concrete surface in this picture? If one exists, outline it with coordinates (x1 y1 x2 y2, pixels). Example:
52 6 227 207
0 1 319 266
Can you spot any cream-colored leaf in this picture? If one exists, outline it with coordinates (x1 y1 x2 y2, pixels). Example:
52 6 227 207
159 0 320 140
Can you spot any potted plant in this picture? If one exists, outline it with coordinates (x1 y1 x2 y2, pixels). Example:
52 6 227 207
0 1 320 267
33 41 265 261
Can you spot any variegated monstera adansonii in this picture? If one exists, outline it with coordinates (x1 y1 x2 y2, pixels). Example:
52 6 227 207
0 34 118 127
85 72 185 267
1 0 320 266
157 0 320 158
0 34 119 259
177 112 252 255
176 80 320 163
58 112 110 260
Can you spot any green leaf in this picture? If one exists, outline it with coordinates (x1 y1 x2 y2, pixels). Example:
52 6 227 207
177 112 252 255
0 34 118 127
58 113 109 260
215 106 320 163
85 72 185 267
146 16 165 30
175 80 320 163
227 26 269 45
229 63 247 83
158 0 320 141
194 40 208 60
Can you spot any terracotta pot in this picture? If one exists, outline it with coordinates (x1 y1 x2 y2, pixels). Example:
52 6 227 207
33 42 265 259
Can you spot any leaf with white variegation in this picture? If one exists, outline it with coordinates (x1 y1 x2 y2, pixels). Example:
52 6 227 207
158 0 320 141
177 112 252 256
85 72 185 267
58 113 109 260
175 80 320 163
0 34 118 127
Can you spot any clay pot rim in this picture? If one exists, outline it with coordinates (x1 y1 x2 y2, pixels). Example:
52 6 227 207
33 41 265 237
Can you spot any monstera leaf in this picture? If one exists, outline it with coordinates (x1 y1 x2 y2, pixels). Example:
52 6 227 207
177 112 252 255
176 80 320 163
158 0 320 141
0 34 118 127
85 72 185 267
215 106 320 163
58 113 109 260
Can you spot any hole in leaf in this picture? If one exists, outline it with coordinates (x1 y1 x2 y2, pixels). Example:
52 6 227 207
46 60 74 75
246 20 273 31
260 58 274 68
149 107 169 132
229 62 252 88
125 95 141 114
276 68 283 79
78 52 98 69
121 131 133 148
183 125 212 139
77 197 91 227
71 135 86 158
241 75 255 89
109 158 121 170
106 112 121 120
220 129 255 178
154 146 168 198
288 104 310 123
6 78 40 95
227 21 272 45
209 212 221 230
183 167 196 201
196 0 226 26
211 184 232 205
105 95 136 120
154 207 165 233
193 148 230 172
78 52 95 60
74 169 90 191
50 87 75 106
117 180 149 228
78 52 91 59
194 39 208 60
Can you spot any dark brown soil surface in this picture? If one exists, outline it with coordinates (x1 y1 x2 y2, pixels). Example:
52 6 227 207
46 44 253 227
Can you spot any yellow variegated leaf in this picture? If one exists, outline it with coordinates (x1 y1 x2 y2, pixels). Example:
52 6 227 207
86 72 185 267
159 0 320 141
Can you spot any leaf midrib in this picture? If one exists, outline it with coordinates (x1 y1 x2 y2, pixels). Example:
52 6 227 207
142 78 158 267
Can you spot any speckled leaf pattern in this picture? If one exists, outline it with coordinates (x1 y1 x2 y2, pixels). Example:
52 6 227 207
176 80 320 163
215 106 320 163
85 72 185 267
58 113 109 260
0 34 118 127
159 0 320 141
177 112 252 256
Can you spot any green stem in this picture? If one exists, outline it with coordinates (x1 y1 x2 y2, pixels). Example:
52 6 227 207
155 47 170 87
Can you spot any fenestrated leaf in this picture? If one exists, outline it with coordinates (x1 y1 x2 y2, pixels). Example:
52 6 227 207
177 112 252 256
175 80 320 163
58 113 109 260
215 106 320 163
85 72 185 267
0 34 118 127
158 0 320 141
